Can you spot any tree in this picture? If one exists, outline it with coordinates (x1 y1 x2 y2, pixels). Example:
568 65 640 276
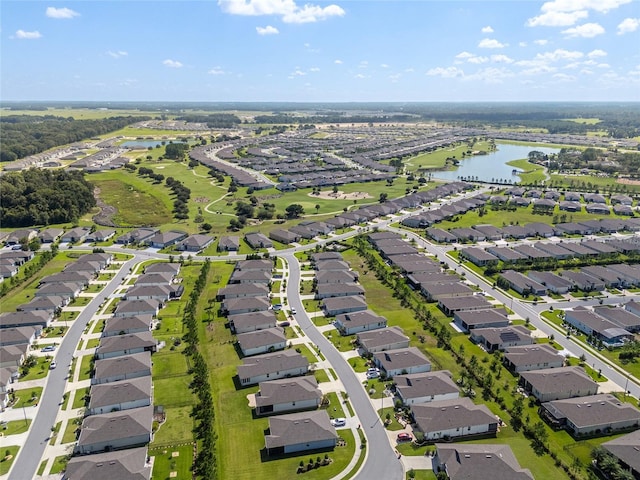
315 204 320 214
529 421 548 455
201 223 212 232
379 193 388 203
285 204 304 219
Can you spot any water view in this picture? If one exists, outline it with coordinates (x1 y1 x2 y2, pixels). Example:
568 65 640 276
121 140 164 148
432 143 560 182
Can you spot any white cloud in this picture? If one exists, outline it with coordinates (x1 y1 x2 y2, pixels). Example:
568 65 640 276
291 69 306 76
358 60 368 68
426 66 464 78
46 7 79 19
455 51 474 59
478 38 507 48
468 56 489 64
526 10 588 27
597 63 610 68
481 25 494 33
354 73 366 79
617 17 640 34
163 59 183 68
534 39 549 45
580 68 594 75
218 0 345 24
404 67 415 72
526 0 630 27
14 30 42 39
256 25 279 35
519 42 528 47
562 22 604 37
334 59 343 64
389 73 401 82
536 48 584 61
107 50 128 59
380 63 389 68
309 67 320 72
208 67 226 75
552 73 576 81
587 49 607 58
491 54 514 63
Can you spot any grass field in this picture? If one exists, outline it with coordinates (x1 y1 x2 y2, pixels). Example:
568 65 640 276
404 141 493 172
0 446 19 476
149 444 193 480
506 159 547 184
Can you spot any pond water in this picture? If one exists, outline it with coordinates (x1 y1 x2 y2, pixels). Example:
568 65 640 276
431 143 560 182
121 140 164 148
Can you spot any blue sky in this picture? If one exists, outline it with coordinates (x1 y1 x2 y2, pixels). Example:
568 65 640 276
2 0 639 102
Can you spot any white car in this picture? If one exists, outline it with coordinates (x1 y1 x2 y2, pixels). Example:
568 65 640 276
366 371 380 379
330 418 346 427
291 308 297 315
49 361 57 370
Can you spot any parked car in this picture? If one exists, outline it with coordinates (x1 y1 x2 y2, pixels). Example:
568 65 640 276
49 361 57 370
291 308 297 315
330 418 346 427
41 345 56 352
397 432 412 442
366 371 380 379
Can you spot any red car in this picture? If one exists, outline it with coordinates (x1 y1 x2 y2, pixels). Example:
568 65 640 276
397 432 412 442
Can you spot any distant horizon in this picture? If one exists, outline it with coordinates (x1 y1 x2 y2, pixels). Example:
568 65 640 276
2 1 639 102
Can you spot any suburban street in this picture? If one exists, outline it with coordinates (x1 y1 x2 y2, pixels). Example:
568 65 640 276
283 252 404 480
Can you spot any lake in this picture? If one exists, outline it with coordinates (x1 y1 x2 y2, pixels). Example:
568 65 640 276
431 143 560 182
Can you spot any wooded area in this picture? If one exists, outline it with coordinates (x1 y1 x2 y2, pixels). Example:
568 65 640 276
0 169 96 227
0 115 149 162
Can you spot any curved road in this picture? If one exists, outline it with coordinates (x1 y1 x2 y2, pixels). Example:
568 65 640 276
283 252 403 480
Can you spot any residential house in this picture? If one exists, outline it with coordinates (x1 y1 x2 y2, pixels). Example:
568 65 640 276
245 232 273 249
0 326 38 347
559 270 605 292
433 444 533 480
228 269 271 285
237 349 309 386
593 306 640 334
217 283 269 300
218 235 240 252
394 371 459 406
61 227 91 243
177 234 214 252
421 282 474 302
5 229 37 245
0 344 28 368
459 248 499 267
334 310 387 336
264 410 338 455
373 347 431 377
520 366 598 402
0 310 52 330
113 299 160 318
228 311 277 334
254 376 322 416
19 295 67 313
92 352 152 385
235 258 274 272
454 309 509 333
145 230 188 248
95 332 157 360
470 325 534 352
87 376 152 415
356 326 409 354
602 429 640 479
237 328 287 357
38 228 64 244
134 272 174 286
321 295 368 316
315 260 350 272
63 446 152 480
315 282 365 300
503 344 565 373
315 270 358 285
564 308 633 347
438 296 494 316
269 229 300 245
74 405 154 454
499 270 546 296
34 282 83 300
535 242 575 260
124 285 171 304
411 397 498 441
541 394 640 437
143 262 181 277
86 229 117 242
486 247 528 263
222 297 271 316
527 271 573 294
426 228 458 243
102 315 153 337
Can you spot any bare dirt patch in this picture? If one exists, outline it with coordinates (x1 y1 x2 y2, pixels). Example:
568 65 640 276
194 196 209 203
618 178 640 186
309 191 372 200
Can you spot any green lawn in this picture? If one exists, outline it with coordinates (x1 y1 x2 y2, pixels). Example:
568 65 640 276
20 357 53 381
322 391 346 419
62 418 80 443
314 368 330 383
323 330 355 352
72 387 90 409
506 159 546 184
154 376 195 407
49 455 70 475
1 419 31 436
404 141 493 172
294 344 320 364
152 406 194 444
78 354 94 381
0 446 19 476
149 444 193 480
378 407 404 431
406 470 437 480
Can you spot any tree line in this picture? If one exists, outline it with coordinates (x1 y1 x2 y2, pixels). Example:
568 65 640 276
0 169 96 227
0 115 149 162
